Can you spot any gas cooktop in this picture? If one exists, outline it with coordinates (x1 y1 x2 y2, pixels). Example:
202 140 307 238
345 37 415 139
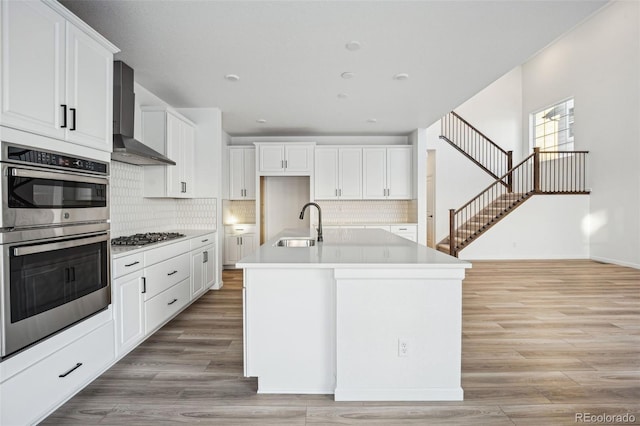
111 232 186 246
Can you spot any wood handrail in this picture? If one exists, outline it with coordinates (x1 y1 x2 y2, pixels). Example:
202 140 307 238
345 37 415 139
455 153 535 215
450 111 510 155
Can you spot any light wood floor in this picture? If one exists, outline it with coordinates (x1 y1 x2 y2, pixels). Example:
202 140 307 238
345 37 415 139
43 260 640 425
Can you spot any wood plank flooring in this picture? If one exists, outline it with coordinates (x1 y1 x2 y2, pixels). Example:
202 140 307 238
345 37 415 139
43 260 640 425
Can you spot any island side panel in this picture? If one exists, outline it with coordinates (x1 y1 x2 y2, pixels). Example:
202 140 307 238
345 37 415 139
243 268 336 393
334 268 465 401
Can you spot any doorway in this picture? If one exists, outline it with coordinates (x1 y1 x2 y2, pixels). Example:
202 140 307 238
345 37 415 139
426 150 436 248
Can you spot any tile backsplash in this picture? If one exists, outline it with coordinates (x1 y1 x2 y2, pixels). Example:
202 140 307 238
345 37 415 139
317 200 417 224
223 200 256 224
110 161 216 237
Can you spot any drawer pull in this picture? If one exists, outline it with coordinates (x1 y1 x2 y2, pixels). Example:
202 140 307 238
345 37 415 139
125 261 140 267
398 228 407 231
59 362 83 378
167 298 178 305
201 239 209 243
167 270 178 276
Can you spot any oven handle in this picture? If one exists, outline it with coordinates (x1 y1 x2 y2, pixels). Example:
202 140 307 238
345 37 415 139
13 234 108 257
10 167 109 186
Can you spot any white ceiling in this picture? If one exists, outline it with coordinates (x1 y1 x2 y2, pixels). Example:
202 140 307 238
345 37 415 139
61 0 607 137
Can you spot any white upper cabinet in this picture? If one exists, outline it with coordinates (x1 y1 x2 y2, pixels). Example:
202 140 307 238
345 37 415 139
229 147 256 200
142 108 195 198
363 146 412 199
0 0 118 152
256 143 314 175
315 147 362 200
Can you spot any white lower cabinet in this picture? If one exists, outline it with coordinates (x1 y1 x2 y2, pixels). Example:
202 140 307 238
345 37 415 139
145 278 190 333
191 244 215 299
112 233 216 358
224 225 257 266
113 270 145 355
0 320 114 426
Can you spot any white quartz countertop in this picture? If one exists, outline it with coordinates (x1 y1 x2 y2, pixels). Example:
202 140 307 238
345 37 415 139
111 229 214 259
237 228 470 269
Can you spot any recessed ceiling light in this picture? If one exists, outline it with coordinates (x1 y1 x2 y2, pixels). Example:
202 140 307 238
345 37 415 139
393 73 410 81
256 118 267 124
224 74 240 82
341 72 355 79
337 93 348 99
345 41 361 51
366 118 378 123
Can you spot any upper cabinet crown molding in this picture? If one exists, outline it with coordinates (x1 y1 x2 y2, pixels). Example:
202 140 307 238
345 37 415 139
255 142 315 176
0 0 119 153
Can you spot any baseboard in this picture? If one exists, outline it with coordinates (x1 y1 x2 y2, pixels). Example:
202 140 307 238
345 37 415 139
590 255 640 270
334 387 464 401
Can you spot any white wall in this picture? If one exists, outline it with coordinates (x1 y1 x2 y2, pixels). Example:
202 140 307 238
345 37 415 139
521 0 640 268
459 196 590 260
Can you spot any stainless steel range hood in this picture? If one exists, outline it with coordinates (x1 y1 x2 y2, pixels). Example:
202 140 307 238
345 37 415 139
112 61 176 166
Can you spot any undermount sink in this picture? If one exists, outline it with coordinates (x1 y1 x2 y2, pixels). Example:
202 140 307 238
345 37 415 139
274 237 316 247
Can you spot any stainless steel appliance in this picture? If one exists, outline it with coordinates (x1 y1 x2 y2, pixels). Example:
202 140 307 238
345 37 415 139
112 61 176 166
1 144 109 229
0 142 111 359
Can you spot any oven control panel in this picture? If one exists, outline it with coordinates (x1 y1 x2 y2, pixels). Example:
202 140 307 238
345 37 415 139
6 146 108 175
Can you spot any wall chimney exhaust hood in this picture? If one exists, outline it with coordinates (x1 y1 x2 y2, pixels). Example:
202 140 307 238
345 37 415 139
112 61 176 166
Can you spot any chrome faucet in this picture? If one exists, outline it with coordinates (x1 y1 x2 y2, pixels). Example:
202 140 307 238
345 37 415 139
299 202 323 242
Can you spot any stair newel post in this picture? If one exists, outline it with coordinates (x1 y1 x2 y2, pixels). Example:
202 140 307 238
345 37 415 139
507 151 513 193
533 147 541 193
449 208 457 257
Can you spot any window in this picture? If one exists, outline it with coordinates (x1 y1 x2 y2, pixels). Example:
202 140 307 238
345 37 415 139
531 98 574 151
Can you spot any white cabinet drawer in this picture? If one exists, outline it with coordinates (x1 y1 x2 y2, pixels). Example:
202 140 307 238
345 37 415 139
144 240 190 265
190 232 215 251
143 253 190 300
390 225 417 233
395 233 417 242
145 278 190 333
112 252 144 279
0 321 114 426
225 224 256 235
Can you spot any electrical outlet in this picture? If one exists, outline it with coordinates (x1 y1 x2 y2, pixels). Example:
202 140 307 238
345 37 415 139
398 338 409 357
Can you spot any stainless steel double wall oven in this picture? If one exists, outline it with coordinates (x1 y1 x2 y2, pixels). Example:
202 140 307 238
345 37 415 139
0 142 110 359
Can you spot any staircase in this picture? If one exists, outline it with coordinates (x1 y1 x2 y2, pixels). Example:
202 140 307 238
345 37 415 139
437 111 589 257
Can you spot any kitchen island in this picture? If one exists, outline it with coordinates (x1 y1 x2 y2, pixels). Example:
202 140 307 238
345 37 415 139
237 228 471 401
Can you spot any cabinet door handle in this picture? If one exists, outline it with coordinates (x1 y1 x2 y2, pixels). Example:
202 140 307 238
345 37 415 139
203 251 208 263
58 362 83 378
167 270 178 276
339 189 342 196
285 160 288 169
69 108 76 131
141 277 147 293
280 160 284 169
167 298 178 305
125 261 140 267
240 237 243 245
60 104 67 128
